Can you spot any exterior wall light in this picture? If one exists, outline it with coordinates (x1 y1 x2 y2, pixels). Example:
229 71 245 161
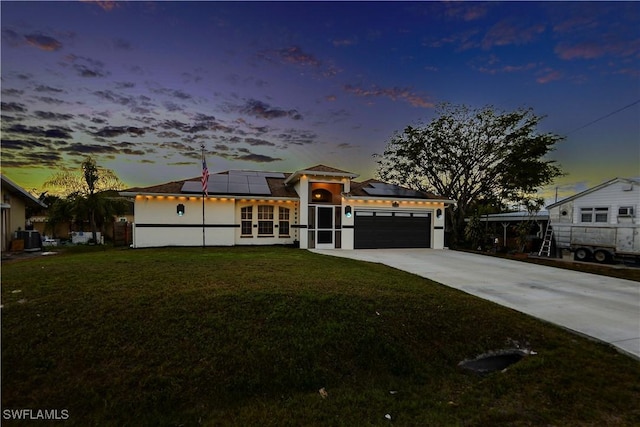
177 204 185 216
436 208 443 219
344 205 352 218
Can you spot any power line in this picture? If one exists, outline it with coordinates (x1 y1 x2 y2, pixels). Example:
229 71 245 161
565 99 640 135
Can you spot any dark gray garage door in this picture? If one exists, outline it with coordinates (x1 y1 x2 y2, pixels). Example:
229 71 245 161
354 210 431 249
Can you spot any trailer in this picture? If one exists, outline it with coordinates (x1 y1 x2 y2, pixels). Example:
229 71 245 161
551 222 639 263
547 178 640 263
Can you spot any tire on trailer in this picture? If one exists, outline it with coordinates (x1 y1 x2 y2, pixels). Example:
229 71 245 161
574 247 591 261
593 249 611 264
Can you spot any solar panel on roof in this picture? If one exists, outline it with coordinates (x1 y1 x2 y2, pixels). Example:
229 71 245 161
248 184 271 194
210 174 228 182
229 170 284 178
228 175 248 184
363 183 425 198
209 181 228 193
230 170 257 176
181 170 281 195
228 182 250 193
181 181 202 193
248 175 267 184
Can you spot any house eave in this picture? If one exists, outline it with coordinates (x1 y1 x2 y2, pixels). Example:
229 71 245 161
344 195 455 205
1 174 47 208
120 191 299 202
284 170 359 186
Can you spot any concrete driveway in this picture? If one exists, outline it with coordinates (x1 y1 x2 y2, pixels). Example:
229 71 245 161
311 249 640 359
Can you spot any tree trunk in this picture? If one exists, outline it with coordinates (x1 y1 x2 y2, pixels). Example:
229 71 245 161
90 209 98 244
447 205 470 249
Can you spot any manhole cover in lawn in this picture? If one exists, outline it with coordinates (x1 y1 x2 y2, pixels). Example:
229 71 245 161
459 349 529 374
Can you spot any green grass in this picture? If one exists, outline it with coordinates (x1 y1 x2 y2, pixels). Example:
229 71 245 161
2 246 639 426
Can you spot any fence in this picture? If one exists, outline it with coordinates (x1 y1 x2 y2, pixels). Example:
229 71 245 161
113 221 133 247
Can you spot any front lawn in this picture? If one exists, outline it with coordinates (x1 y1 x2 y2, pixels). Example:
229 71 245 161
2 247 639 426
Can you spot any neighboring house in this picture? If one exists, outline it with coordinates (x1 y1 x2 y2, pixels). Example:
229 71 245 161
120 165 455 250
546 177 640 262
30 190 134 245
1 174 47 252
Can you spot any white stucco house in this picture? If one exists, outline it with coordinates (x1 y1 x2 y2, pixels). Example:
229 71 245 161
120 165 455 250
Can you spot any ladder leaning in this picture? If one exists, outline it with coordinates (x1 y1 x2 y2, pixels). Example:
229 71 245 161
538 223 554 257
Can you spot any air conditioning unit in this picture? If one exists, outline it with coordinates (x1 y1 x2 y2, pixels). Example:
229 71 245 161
618 207 634 216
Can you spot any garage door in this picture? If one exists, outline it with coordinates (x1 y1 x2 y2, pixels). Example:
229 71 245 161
354 210 431 249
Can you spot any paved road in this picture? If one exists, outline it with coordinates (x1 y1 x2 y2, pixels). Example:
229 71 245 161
311 249 640 359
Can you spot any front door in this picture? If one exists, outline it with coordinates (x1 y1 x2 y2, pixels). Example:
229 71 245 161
316 206 334 249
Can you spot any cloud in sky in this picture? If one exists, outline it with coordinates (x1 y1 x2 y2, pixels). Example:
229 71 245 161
332 37 358 47
235 153 282 163
555 42 606 60
81 1 118 12
555 37 639 61
441 2 490 22
536 69 563 84
5 124 73 139
259 45 321 68
343 85 434 108
239 99 303 121
34 111 74 121
1 102 27 113
24 33 62 51
481 20 545 50
93 126 146 138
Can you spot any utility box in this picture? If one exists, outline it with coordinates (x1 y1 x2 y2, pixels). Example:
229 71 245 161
17 230 42 252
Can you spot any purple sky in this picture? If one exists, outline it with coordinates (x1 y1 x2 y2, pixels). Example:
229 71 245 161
1 1 638 202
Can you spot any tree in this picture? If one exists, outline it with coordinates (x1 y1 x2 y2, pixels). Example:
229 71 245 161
44 157 124 196
44 196 73 238
464 213 484 251
376 103 564 246
515 196 546 253
44 157 126 243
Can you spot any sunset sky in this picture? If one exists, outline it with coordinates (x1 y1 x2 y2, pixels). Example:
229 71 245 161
1 1 638 203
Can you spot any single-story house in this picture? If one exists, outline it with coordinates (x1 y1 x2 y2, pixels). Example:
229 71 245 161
1 174 47 252
120 165 455 250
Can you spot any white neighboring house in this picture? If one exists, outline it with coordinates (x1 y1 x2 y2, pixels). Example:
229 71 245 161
546 177 640 262
120 165 455 250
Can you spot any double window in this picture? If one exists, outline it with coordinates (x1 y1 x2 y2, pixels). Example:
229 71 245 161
258 205 274 235
580 207 609 223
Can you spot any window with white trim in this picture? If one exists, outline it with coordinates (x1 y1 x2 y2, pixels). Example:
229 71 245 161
258 205 274 235
580 207 609 223
241 206 253 236
279 207 290 236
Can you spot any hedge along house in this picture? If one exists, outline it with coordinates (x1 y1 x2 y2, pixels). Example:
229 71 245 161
120 165 454 250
